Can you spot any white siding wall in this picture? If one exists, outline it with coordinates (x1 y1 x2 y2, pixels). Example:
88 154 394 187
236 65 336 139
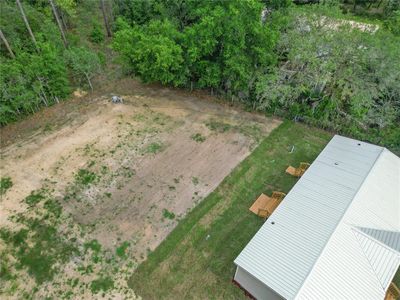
234 267 284 300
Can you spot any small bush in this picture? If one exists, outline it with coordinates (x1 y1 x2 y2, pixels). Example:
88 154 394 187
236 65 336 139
84 240 102 253
43 199 62 217
90 22 104 43
90 276 114 293
384 10 400 35
192 177 199 185
205 121 232 133
146 142 163 154
97 51 106 66
191 133 206 143
75 169 97 185
116 241 130 258
0 177 13 195
162 209 175 220
0 258 14 281
25 190 45 206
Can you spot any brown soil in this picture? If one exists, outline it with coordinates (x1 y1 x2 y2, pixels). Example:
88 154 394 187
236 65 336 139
0 78 281 262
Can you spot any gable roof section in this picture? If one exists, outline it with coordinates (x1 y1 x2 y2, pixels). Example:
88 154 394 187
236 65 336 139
353 228 399 290
357 227 400 252
234 135 400 300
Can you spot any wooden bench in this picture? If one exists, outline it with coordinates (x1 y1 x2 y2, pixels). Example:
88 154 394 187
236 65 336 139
286 162 310 177
249 192 286 219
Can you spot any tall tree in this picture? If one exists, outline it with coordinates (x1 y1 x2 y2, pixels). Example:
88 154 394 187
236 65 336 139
49 0 68 48
101 0 112 37
0 29 15 58
16 0 38 50
64 47 100 91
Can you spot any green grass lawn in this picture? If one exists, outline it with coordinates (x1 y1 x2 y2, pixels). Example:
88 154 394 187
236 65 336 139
129 121 332 299
393 267 400 288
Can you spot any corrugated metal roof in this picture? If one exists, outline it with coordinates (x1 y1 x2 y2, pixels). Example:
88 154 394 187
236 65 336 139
234 135 400 300
353 229 399 290
357 227 400 252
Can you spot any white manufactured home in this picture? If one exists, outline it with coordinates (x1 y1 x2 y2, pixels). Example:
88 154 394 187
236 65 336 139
234 135 400 300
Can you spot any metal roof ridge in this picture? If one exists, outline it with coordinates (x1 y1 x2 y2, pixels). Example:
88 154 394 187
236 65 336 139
293 144 386 299
351 226 400 292
351 226 400 255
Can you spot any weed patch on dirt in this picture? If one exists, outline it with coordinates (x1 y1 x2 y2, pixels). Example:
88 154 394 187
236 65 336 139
162 209 176 220
0 78 281 298
191 133 206 143
145 142 165 154
0 186 137 299
129 121 331 299
0 177 13 196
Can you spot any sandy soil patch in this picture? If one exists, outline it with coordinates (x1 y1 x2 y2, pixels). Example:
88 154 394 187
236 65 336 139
0 78 280 298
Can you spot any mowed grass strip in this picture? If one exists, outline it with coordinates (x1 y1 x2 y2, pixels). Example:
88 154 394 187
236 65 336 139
129 121 332 299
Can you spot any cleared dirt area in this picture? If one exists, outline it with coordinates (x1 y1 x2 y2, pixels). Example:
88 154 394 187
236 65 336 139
0 78 280 298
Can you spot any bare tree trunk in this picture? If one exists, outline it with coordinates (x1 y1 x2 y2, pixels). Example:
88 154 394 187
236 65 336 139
101 0 112 37
49 0 68 48
0 29 15 58
59 8 68 30
16 0 38 50
85 73 93 91
39 92 48 106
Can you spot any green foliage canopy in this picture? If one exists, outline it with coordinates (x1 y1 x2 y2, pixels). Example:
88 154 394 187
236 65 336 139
64 46 101 90
112 0 279 96
0 0 103 125
255 5 400 150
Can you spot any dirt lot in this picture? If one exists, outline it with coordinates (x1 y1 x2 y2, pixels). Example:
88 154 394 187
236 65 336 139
0 78 280 298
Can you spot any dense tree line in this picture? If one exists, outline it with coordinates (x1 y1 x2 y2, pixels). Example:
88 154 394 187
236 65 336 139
112 0 399 150
0 0 104 125
113 0 281 99
255 5 400 149
1 0 399 150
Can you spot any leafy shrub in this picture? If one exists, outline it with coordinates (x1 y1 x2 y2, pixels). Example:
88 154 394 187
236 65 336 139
84 239 102 253
43 199 62 218
0 177 13 195
145 142 163 154
97 51 106 66
192 177 199 185
75 169 97 185
191 133 206 143
162 209 175 220
0 258 14 281
90 276 114 293
206 120 232 133
89 22 104 43
116 241 130 258
384 10 400 35
64 47 101 90
25 190 46 206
